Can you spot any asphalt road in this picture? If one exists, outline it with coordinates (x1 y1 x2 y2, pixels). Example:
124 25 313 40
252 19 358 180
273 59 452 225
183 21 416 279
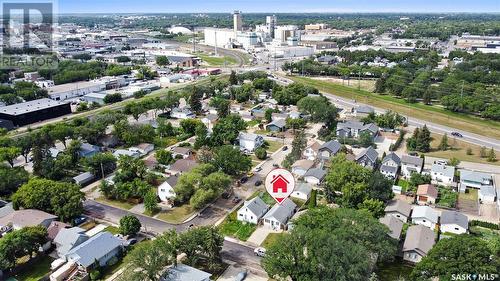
272 75 500 152
221 240 266 277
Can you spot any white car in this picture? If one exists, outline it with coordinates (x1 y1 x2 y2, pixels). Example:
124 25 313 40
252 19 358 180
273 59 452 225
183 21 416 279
254 247 266 257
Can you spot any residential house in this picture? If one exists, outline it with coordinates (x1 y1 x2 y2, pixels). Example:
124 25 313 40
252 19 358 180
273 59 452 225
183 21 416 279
416 184 439 205
171 108 195 119
384 200 412 223
65 231 123 270
401 155 424 178
72 172 96 186
78 143 101 158
129 143 155 155
160 264 212 281
47 221 69 242
479 185 496 203
201 114 218 131
291 182 312 201
336 120 379 139
263 198 297 230
291 159 315 177
158 175 179 202
318 140 341 161
355 146 378 170
54 227 89 257
113 149 140 159
0 209 57 234
403 225 436 263
97 134 119 148
411 206 439 230
170 147 193 159
239 132 265 152
440 210 468 235
303 168 327 185
431 164 455 185
379 215 404 240
237 197 269 224
380 152 401 180
354 105 375 118
303 141 321 160
168 159 199 175
459 170 493 192
266 119 286 132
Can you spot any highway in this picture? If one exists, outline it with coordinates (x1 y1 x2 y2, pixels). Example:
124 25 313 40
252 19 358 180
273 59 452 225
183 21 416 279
272 75 500 152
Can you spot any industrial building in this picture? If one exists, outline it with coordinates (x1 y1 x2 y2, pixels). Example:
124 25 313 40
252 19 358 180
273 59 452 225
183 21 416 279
0 98 72 127
48 80 106 101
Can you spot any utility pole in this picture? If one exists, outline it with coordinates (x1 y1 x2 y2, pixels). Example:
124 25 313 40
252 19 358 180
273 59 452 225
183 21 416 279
358 69 361 91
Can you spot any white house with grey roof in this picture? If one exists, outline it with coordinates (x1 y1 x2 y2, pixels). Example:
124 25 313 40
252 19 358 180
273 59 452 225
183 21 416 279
354 105 375 117
384 200 412 223
431 164 455 185
479 185 496 203
263 198 297 230
411 206 439 230
401 155 424 178
158 175 179 202
54 227 89 258
440 210 468 235
161 264 211 281
237 196 269 224
380 152 401 180
355 146 379 170
238 132 264 152
303 168 327 186
403 225 436 263
379 215 404 240
291 182 312 201
65 231 123 270
291 159 315 177
459 170 493 192
318 140 341 160
336 120 379 139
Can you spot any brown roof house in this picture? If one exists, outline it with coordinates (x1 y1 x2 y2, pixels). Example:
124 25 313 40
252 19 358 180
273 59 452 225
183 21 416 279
416 184 438 205
168 159 199 175
403 225 436 263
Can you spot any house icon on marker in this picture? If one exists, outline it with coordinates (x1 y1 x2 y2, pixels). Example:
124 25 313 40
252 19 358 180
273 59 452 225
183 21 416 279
271 174 289 193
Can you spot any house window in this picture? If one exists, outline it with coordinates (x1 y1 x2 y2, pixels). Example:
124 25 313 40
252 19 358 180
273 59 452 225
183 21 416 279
455 227 459 231
239 214 243 217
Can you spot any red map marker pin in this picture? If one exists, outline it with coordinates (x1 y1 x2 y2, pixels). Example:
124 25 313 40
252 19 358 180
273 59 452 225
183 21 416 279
265 168 295 204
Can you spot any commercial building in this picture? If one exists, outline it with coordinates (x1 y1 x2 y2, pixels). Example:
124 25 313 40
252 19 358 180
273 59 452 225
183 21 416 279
0 98 71 127
47 80 106 101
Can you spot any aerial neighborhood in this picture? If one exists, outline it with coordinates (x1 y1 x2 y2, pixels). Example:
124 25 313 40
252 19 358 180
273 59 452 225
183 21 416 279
0 5 499 281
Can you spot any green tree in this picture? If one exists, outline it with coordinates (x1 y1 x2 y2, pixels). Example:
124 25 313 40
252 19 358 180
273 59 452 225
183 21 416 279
358 198 386 218
487 148 497 162
282 131 307 169
211 145 251 176
49 124 74 148
178 226 223 270
448 157 460 167
104 93 123 104
411 235 497 281
156 150 174 165
438 133 449 151
0 146 21 167
144 191 159 214
409 173 432 189
155 55 170 66
480 146 487 158
255 147 267 160
14 134 34 163
324 153 371 201
0 226 48 270
286 117 306 132
210 114 246 146
229 70 238 85
0 165 29 197
209 96 230 118
466 147 473 155
264 108 274 122
82 152 117 178
119 215 142 236
359 131 375 148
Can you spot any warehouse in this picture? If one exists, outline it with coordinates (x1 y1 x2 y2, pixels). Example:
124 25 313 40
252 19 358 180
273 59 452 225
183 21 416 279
0 98 72 127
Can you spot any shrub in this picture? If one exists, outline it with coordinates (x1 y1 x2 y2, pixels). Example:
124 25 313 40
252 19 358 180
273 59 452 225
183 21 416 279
255 147 267 160
470 220 499 230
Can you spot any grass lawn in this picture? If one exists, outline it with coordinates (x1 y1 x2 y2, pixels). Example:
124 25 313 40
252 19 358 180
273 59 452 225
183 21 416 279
436 187 458 208
196 53 238 66
104 225 121 235
12 255 53 281
219 211 257 241
312 77 376 92
249 190 277 205
96 197 135 210
261 232 284 248
459 188 478 201
376 259 413 281
425 133 499 166
470 226 500 248
246 120 260 127
157 204 195 224
289 76 500 140
265 140 284 153
396 179 409 192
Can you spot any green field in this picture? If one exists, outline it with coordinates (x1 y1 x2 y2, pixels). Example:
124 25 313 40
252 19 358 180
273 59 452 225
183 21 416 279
196 53 238 66
11 256 53 281
219 211 257 241
289 76 500 140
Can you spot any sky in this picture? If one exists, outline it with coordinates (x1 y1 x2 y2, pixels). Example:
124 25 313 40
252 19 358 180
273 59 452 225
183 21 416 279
58 0 500 14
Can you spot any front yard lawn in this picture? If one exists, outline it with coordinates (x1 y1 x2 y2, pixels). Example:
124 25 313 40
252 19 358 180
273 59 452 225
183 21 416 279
436 187 458 208
219 211 257 241
261 232 285 248
249 190 276 205
396 179 409 192
11 255 53 281
104 225 121 235
265 140 284 153
376 259 413 281
459 188 478 201
157 204 195 224
96 197 135 210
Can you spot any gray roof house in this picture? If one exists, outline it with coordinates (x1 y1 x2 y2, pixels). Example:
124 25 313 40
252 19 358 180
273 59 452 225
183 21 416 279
54 227 89 257
263 198 297 230
355 146 378 170
431 164 455 185
403 225 436 263
291 182 313 201
385 200 412 223
266 118 286 132
318 140 341 160
303 168 327 185
355 105 375 115
0 209 57 232
459 170 493 192
440 210 469 235
336 120 379 139
66 231 123 269
161 264 212 281
78 143 101 158
73 172 96 186
401 155 424 178
379 215 404 240
237 196 269 224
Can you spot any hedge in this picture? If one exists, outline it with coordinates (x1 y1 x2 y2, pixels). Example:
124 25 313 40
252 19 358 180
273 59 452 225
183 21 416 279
470 220 499 230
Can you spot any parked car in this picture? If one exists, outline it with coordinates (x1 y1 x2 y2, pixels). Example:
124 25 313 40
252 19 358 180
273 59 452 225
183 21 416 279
273 163 279 168
240 176 248 184
254 166 262 172
255 180 263 186
247 172 254 178
282 145 288 151
124 238 138 247
254 247 266 257
73 216 87 226
451 131 463 137
232 196 241 203
235 271 248 281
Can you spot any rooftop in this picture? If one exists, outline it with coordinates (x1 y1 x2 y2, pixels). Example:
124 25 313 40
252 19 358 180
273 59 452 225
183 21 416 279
403 225 435 255
0 98 68 116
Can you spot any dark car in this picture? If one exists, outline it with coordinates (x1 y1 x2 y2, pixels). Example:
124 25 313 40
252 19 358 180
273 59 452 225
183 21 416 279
273 163 279 168
240 176 248 184
255 180 263 186
451 131 463 138
232 196 241 203
282 145 288 151
73 216 87 226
